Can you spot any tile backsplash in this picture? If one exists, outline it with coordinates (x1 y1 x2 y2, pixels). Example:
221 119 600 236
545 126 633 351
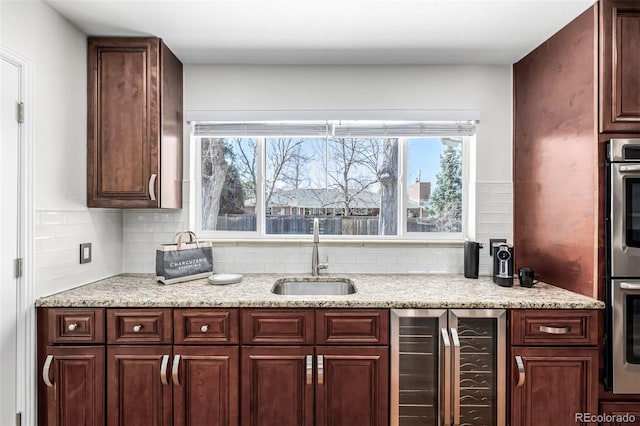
34 182 512 296
35 209 123 297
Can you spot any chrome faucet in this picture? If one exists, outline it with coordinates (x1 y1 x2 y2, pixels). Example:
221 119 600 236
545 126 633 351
312 218 328 276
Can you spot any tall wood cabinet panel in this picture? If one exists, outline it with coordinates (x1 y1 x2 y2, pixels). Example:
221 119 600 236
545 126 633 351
601 1 640 133
87 37 183 208
513 4 599 298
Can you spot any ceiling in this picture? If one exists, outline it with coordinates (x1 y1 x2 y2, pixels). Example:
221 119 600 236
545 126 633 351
43 0 595 65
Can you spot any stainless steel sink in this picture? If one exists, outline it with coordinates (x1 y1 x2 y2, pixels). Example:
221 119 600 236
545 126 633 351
271 278 356 295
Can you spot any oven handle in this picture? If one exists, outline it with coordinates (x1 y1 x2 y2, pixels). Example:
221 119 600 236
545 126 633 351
620 282 640 290
619 165 640 173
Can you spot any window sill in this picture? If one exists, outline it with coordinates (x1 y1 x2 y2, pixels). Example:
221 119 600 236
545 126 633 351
207 239 464 248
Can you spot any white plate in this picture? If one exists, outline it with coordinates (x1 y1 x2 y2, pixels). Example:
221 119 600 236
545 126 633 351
208 273 243 285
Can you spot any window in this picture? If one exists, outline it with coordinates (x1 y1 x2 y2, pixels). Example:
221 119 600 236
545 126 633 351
194 120 473 240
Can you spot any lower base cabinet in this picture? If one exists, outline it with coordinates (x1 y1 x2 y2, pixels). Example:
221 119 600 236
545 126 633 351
509 310 599 426
41 346 104 426
600 402 640 426
241 346 389 426
510 347 598 426
107 346 173 426
107 345 239 426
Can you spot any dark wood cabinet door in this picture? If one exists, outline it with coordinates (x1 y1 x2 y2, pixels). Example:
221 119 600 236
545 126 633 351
600 401 640 425
241 346 314 426
510 347 598 426
87 37 182 208
173 346 239 426
107 346 172 426
88 38 159 207
315 346 389 426
40 346 104 426
601 0 640 133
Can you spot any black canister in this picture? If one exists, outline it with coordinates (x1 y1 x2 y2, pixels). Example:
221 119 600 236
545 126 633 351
464 241 482 279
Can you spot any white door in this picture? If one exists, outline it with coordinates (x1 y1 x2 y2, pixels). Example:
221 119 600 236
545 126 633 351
1 55 21 426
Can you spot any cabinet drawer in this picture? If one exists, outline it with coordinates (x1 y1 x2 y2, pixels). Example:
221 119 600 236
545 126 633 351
241 309 314 344
510 310 598 346
107 309 172 344
45 308 105 344
316 309 389 345
174 309 239 344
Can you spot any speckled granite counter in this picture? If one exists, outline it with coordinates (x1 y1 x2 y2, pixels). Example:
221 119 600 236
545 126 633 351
35 273 605 309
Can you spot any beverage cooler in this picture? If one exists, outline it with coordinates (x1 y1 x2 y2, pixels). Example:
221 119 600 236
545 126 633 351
390 309 506 426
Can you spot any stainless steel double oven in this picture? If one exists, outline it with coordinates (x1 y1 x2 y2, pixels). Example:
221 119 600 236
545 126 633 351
606 139 640 393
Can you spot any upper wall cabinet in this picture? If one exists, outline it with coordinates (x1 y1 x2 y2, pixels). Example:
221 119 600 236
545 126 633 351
601 0 640 133
87 38 183 208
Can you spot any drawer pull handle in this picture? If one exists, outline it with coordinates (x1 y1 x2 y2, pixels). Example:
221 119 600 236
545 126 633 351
132 324 142 333
43 355 55 388
149 174 157 201
172 355 181 386
515 356 525 387
317 355 324 385
306 355 312 385
539 325 570 334
160 355 169 386
67 323 78 331
200 325 209 333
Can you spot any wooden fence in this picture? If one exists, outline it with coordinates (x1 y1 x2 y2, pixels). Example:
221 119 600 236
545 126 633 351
214 214 461 234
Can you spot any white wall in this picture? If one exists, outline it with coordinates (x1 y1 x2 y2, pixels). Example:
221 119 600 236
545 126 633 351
123 64 513 275
1 1 123 296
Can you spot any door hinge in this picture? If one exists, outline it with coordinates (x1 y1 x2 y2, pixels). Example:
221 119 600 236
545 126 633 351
16 412 22 426
14 258 23 278
17 102 24 123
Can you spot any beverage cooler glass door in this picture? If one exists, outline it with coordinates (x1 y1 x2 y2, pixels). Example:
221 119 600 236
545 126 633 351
449 309 506 426
391 309 448 426
391 309 506 426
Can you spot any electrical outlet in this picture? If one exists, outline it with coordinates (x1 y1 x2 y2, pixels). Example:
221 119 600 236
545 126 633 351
489 238 507 256
80 243 92 264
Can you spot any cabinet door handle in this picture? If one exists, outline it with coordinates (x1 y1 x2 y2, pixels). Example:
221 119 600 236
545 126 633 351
149 174 157 201
160 354 169 386
200 324 209 333
317 355 324 385
451 328 461 426
539 325 570 334
42 355 54 388
132 324 142 333
515 355 525 387
67 323 78 331
306 355 313 385
172 355 181 386
441 328 452 426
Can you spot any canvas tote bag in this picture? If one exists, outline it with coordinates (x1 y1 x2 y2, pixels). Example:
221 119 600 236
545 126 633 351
156 231 213 284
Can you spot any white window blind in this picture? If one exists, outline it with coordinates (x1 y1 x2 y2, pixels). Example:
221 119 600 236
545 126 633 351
193 120 476 137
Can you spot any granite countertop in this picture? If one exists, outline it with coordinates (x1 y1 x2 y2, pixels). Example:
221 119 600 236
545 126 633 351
35 273 605 309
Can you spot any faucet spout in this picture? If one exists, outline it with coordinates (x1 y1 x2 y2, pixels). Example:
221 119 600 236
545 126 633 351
312 218 328 276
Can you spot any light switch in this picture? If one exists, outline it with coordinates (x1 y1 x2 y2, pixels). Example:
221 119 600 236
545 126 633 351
80 243 92 264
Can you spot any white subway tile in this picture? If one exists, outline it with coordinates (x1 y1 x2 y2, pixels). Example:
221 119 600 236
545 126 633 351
40 211 67 225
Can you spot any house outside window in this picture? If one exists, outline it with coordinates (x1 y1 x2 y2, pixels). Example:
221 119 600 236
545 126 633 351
193 120 474 240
